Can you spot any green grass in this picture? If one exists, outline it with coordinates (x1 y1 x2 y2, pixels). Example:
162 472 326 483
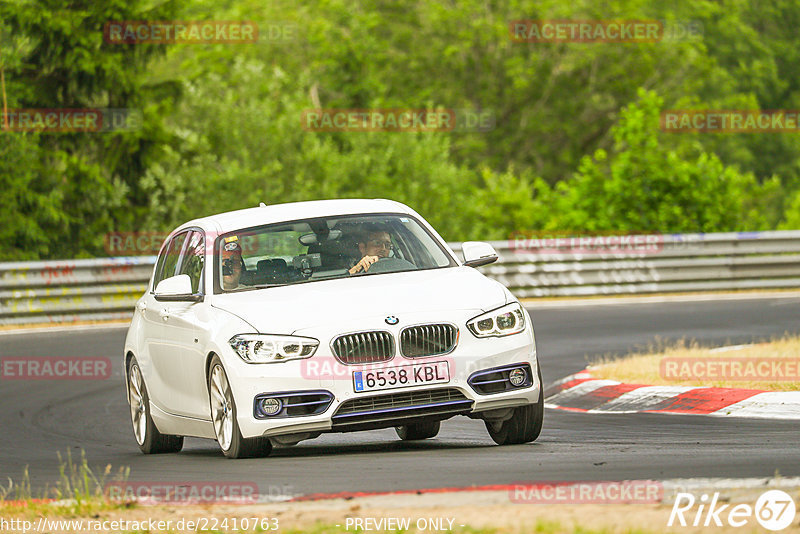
0 448 131 516
0 454 671 534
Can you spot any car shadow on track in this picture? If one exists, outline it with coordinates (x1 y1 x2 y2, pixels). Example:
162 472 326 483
171 437 500 460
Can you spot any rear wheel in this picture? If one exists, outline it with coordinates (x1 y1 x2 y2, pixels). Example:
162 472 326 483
485 367 544 445
208 355 272 459
127 357 183 454
395 420 440 440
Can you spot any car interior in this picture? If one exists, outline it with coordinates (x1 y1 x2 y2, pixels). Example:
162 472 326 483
228 217 437 289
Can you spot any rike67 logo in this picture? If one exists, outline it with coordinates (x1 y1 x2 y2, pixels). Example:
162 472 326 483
668 490 797 531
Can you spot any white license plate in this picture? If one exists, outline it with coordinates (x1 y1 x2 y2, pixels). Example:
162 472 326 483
353 361 450 393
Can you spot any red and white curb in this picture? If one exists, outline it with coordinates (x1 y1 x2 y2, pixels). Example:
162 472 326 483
544 371 800 419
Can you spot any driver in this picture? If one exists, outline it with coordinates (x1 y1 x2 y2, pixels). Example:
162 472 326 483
348 226 394 275
221 239 245 290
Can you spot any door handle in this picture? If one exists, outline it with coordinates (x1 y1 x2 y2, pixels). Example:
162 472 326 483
137 301 147 313
158 308 170 321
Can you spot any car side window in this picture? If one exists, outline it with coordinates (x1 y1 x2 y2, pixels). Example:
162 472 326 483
153 231 189 290
178 230 205 293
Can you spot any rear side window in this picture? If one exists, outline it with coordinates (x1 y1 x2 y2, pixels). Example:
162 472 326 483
153 231 188 290
178 231 205 293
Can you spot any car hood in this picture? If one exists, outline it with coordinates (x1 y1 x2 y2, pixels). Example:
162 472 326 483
211 267 507 334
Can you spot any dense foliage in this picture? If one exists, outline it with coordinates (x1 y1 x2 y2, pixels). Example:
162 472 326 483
1 0 799 259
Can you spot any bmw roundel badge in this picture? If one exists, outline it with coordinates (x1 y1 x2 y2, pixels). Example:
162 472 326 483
385 316 399 325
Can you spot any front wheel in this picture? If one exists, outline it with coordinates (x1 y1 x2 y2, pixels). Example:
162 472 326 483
395 420 440 440
127 357 183 454
208 355 272 459
485 367 544 445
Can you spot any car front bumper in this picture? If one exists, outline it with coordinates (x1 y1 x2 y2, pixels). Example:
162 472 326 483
223 316 540 439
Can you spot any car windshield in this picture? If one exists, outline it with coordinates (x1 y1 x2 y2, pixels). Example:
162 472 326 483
216 213 456 292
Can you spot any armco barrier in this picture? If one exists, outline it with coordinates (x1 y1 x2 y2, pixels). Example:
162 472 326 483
453 230 800 298
2 231 800 325
0 257 156 325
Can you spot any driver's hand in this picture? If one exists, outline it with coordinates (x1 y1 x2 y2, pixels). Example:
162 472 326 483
349 255 380 275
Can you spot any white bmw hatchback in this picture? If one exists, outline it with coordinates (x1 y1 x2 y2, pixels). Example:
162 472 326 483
124 199 543 458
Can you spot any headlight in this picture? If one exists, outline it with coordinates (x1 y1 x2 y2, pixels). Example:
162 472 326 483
467 302 526 338
228 334 319 363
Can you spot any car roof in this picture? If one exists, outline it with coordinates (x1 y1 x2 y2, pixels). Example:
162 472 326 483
180 198 415 234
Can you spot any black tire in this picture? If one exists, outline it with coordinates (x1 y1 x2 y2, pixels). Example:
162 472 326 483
208 355 272 459
127 357 183 454
485 367 544 445
395 420 441 440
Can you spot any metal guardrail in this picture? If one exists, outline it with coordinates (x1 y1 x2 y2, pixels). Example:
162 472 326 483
0 257 156 325
2 231 800 325
454 230 800 298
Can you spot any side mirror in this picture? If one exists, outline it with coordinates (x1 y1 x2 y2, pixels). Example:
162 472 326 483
462 241 498 267
154 274 203 302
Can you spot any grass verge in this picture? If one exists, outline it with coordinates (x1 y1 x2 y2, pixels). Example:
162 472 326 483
589 336 800 391
0 449 131 517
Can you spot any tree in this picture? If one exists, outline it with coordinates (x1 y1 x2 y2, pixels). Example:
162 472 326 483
0 0 180 258
545 89 781 232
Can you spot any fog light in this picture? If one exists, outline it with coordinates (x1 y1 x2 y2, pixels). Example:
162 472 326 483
509 368 527 387
259 397 283 416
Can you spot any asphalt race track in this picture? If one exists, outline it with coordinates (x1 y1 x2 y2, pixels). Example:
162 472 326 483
1 295 799 497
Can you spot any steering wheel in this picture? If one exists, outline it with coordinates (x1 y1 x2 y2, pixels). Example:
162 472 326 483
365 256 415 274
